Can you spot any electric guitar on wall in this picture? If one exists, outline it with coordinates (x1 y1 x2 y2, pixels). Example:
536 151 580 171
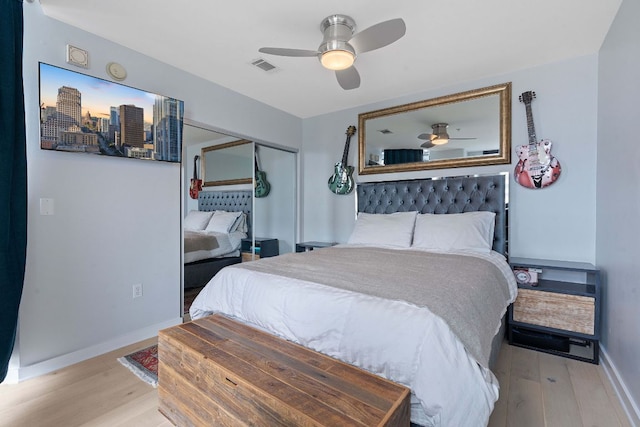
328 125 356 195
514 91 562 189
254 148 271 198
189 155 202 199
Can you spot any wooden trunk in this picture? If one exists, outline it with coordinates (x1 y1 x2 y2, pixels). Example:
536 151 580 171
158 314 411 427
513 289 595 335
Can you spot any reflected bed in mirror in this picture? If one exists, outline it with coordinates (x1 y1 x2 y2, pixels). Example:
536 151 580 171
358 82 511 174
202 139 253 186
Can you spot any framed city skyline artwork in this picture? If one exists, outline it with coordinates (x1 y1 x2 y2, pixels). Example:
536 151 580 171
38 62 184 163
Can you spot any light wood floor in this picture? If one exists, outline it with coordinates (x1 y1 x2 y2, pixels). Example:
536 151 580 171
488 342 632 427
0 339 631 427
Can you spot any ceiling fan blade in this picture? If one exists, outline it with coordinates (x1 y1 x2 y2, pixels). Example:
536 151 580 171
258 47 319 57
336 66 360 90
420 141 435 149
349 18 406 54
417 133 435 140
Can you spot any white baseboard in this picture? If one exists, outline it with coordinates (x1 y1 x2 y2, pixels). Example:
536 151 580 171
601 346 640 427
6 317 182 383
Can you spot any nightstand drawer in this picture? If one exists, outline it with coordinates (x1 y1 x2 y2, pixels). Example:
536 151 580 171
513 289 595 335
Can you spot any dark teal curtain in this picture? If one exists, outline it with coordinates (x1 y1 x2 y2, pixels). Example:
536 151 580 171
0 0 27 383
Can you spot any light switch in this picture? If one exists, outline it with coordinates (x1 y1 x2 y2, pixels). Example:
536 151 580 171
40 198 54 215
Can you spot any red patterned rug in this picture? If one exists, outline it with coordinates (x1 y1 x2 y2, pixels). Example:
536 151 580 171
118 345 158 387
118 287 202 386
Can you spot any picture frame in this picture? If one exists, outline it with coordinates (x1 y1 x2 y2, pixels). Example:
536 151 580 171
39 62 184 163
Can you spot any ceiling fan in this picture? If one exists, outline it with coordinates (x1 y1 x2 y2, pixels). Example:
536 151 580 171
418 123 477 148
258 14 406 90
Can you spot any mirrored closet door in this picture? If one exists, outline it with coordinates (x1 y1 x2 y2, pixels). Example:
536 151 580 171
182 122 297 315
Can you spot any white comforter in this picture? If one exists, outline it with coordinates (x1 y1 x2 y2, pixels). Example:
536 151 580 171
190 247 517 427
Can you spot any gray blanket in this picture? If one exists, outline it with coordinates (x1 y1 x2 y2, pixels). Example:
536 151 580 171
239 246 512 369
184 230 219 253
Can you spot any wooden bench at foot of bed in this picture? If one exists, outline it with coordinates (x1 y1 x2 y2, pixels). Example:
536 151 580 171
158 314 411 427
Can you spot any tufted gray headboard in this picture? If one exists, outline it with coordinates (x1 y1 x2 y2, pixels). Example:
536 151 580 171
198 190 252 237
357 174 508 255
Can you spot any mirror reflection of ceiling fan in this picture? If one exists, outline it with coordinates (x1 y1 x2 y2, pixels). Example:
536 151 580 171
258 14 406 90
418 123 477 148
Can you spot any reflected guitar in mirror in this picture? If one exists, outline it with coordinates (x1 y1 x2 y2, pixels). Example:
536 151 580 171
189 155 202 199
254 147 271 198
514 91 561 189
328 125 356 195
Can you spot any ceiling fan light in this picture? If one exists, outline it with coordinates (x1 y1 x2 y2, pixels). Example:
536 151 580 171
429 123 450 145
321 50 355 70
431 138 449 145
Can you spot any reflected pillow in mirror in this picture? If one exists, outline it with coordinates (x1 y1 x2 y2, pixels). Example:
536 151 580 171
230 212 248 233
206 210 243 233
412 211 495 253
347 211 417 248
184 210 214 231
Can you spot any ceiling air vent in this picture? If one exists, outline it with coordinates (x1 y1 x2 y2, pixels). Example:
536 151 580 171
251 58 277 72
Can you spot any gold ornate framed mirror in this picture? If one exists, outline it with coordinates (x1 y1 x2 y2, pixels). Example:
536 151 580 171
358 82 512 175
201 139 253 186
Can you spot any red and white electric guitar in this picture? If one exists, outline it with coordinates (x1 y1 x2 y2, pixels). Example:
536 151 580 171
514 91 561 189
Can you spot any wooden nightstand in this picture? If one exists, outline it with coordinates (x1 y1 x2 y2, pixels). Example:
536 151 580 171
295 241 337 252
241 237 279 262
507 257 601 364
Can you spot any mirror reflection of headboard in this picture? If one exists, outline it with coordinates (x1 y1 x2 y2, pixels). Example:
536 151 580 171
356 173 508 255
198 190 252 237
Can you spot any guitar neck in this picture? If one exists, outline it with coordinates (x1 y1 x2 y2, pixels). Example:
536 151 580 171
340 127 356 164
341 137 351 165
193 156 198 180
525 103 538 147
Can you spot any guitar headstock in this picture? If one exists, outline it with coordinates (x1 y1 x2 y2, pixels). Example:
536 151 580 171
519 91 536 105
346 125 357 137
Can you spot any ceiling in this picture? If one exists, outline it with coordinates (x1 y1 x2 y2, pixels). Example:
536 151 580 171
39 0 621 119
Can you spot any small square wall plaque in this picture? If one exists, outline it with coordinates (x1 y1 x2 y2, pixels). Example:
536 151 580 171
66 45 89 68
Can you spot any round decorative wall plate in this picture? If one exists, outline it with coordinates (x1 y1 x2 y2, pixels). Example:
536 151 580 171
106 62 127 81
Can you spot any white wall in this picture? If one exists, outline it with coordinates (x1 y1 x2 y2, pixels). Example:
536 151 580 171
302 55 599 263
15 3 301 379
597 0 640 422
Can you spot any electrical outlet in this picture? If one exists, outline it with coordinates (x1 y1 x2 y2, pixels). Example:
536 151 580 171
132 283 143 299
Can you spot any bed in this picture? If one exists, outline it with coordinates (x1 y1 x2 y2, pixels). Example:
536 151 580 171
183 190 251 289
189 174 517 427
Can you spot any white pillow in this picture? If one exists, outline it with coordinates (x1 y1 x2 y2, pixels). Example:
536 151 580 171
205 210 243 233
184 210 214 231
347 211 417 248
412 211 495 253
